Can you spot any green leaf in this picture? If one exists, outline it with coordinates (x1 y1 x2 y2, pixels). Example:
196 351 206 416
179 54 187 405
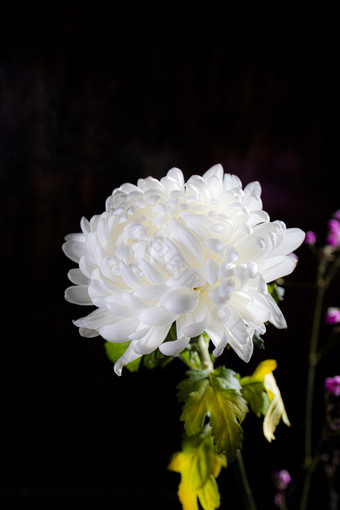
142 349 173 370
177 370 209 403
252 330 265 350
104 341 141 373
177 344 204 370
239 379 269 417
168 426 226 510
207 369 248 460
180 377 210 436
178 368 248 463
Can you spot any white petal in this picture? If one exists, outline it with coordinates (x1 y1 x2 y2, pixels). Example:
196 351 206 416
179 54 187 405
159 335 191 355
260 255 297 283
62 238 86 263
99 318 139 341
204 258 219 286
166 268 206 289
244 181 261 197
134 285 167 301
271 228 305 256
128 326 150 340
169 218 205 264
79 327 100 338
74 309 114 330
205 174 223 197
114 343 142 376
140 259 166 285
132 325 171 354
160 289 200 315
205 320 227 348
119 261 145 289
67 268 89 285
164 167 185 190
80 216 91 234
223 173 242 191
180 304 211 338
138 307 178 326
202 164 224 181
212 335 228 357
65 285 92 305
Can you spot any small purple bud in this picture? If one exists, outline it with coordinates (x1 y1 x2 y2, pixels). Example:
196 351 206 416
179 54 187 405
278 469 291 485
326 308 340 325
327 219 340 247
304 231 316 245
273 469 291 490
328 219 340 233
333 210 340 221
324 376 340 397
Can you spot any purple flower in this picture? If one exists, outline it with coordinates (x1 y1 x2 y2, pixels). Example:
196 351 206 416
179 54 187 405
324 376 340 397
304 231 316 245
326 307 340 325
273 469 291 489
327 218 340 247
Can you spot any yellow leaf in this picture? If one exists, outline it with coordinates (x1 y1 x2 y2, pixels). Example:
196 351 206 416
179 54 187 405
242 359 290 443
169 427 226 510
262 372 291 442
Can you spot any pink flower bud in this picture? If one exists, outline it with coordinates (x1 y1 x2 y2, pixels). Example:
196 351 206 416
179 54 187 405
326 308 340 325
273 469 291 489
327 219 340 247
324 376 340 397
304 231 316 245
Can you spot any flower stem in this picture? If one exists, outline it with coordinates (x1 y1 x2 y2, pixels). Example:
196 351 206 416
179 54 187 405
198 334 214 372
235 450 257 510
299 282 326 510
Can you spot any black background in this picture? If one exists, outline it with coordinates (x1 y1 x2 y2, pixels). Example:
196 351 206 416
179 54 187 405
1 2 339 509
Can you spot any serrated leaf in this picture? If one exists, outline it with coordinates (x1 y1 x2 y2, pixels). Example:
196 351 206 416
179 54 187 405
206 387 247 460
180 378 210 436
207 369 248 460
169 426 226 510
177 370 209 403
178 368 248 462
104 341 141 373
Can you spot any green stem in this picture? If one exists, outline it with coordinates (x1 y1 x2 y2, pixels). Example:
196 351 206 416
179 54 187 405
236 450 257 510
198 334 214 372
299 282 326 510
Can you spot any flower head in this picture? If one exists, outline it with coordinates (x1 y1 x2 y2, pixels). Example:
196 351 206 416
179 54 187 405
63 165 305 375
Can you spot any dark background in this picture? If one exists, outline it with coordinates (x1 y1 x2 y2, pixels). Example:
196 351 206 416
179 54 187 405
1 2 339 509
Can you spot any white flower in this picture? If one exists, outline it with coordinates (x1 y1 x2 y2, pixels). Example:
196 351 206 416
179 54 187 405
63 165 305 375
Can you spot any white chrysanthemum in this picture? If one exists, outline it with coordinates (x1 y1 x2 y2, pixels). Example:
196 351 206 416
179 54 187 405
63 165 305 375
